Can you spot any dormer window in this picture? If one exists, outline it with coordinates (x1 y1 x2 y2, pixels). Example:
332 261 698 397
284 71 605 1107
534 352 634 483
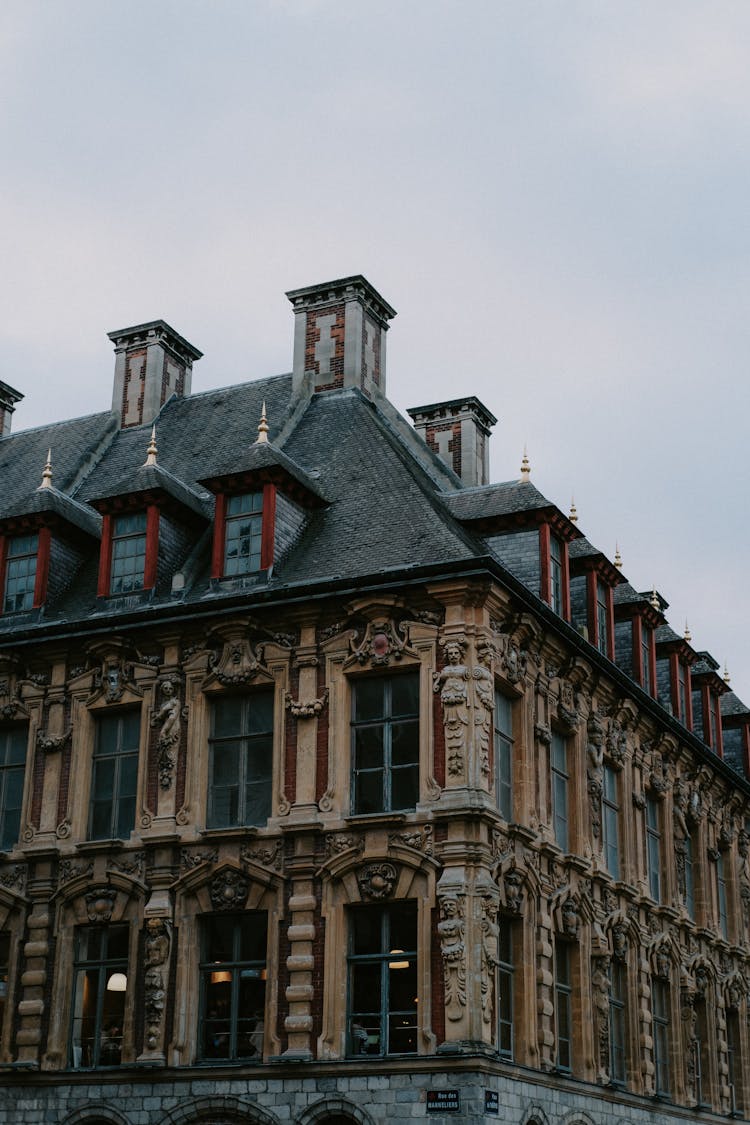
595 579 611 657
538 524 571 620
110 513 147 594
3 533 38 612
676 660 691 727
549 535 564 615
640 623 653 695
224 492 264 576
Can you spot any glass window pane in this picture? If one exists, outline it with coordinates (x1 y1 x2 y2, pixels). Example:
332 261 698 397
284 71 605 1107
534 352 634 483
354 679 384 723
355 771 383 815
390 674 419 717
391 764 418 811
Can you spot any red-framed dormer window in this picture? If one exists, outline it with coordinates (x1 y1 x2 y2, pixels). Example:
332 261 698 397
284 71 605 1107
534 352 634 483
634 617 657 697
672 656 692 729
704 688 723 755
211 485 275 579
97 505 159 597
586 573 615 659
540 526 570 620
0 528 51 614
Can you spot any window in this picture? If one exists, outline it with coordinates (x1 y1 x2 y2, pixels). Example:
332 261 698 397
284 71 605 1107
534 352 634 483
728 1009 743 1115
208 692 273 828
3 533 38 613
550 733 569 852
497 918 514 1060
641 624 653 694
709 694 721 752
646 797 661 901
0 726 26 851
351 673 419 815
717 854 729 941
224 492 263 576
89 711 139 840
550 536 563 615
348 902 417 1056
652 979 670 1097
609 961 627 1085
596 579 609 656
554 940 573 1072
110 512 146 594
602 765 620 879
695 995 710 1107
684 834 696 920
495 690 513 821
199 913 266 1061
70 924 129 1068
677 662 688 725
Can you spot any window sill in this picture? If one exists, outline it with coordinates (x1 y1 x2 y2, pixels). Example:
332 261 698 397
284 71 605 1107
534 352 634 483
344 812 409 828
76 838 128 854
199 825 264 840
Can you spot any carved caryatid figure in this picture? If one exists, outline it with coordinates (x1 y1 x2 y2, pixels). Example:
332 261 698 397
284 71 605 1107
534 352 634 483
142 918 171 1054
438 896 466 1021
586 711 605 838
592 956 611 1082
152 678 181 789
739 830 750 938
681 991 699 1103
473 641 495 779
480 897 500 1023
433 640 470 778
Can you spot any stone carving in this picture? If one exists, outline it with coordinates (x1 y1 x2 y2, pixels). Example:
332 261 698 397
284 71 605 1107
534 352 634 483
285 687 329 718
0 679 22 720
586 711 605 838
143 918 171 1053
534 722 552 746
492 827 511 859
109 853 144 879
36 728 71 754
503 868 524 914
612 921 629 961
56 858 94 886
673 778 690 903
653 943 672 981
738 831 750 936
606 718 628 768
358 863 397 900
438 896 466 1021
719 818 735 851
681 991 698 1104
498 637 528 686
241 839 284 871
389 825 433 855
0 865 26 891
433 638 470 778
480 896 500 1023
94 657 134 704
648 753 668 799
180 848 218 870
561 898 580 939
349 619 408 667
86 887 118 923
210 637 266 686
473 640 494 778
557 680 582 731
592 956 611 1082
694 963 710 997
209 869 249 912
325 833 363 858
151 678 183 789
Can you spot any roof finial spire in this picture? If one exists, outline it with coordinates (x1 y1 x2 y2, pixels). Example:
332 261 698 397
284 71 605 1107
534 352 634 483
649 586 660 611
569 496 578 524
684 619 692 643
144 425 158 466
724 663 731 684
613 542 622 569
256 401 269 444
519 445 530 483
39 449 53 489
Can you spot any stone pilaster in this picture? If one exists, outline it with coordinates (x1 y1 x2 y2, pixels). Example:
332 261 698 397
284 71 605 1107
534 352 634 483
283 872 316 1060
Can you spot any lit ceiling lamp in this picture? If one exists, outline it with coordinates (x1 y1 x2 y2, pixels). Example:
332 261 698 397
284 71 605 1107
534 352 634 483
388 950 409 969
106 972 127 992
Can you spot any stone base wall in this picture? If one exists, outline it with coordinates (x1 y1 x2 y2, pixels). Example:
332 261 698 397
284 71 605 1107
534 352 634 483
0 1066 729 1125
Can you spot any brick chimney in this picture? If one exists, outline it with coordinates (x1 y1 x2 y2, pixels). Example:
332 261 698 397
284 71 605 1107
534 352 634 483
0 379 23 437
108 320 203 428
286 275 396 399
407 397 497 487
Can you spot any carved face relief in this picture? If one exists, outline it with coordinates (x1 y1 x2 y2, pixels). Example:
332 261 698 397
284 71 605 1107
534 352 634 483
562 898 580 938
503 869 524 914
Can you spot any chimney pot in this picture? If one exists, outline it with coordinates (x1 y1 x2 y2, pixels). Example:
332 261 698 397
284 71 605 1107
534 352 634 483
0 379 23 437
107 319 202 428
408 396 497 487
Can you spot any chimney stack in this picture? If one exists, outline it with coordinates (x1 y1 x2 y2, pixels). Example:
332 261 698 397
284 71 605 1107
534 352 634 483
0 380 23 437
108 320 203 428
408 397 497 487
286 275 396 399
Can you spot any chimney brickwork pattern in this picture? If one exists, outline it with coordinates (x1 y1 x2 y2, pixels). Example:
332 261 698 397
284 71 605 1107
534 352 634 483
108 320 202 429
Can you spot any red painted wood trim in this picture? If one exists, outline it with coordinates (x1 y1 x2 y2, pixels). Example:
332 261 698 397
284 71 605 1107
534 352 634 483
261 483 276 571
586 569 597 643
539 523 551 606
561 541 570 622
97 514 113 597
143 504 160 590
211 493 227 579
0 535 7 613
33 526 51 608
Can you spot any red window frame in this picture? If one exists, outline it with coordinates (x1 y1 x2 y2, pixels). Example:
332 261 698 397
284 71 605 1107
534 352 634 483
539 524 570 621
633 616 657 697
0 525 52 613
210 483 276 580
585 569 615 660
97 503 160 597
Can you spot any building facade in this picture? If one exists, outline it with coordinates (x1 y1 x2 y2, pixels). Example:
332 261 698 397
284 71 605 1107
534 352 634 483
0 276 749 1125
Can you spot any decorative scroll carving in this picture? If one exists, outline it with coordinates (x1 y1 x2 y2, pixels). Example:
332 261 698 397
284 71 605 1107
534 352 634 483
494 634 528 686
285 688 328 718
86 887 117 923
36 729 71 754
438 895 466 1021
180 848 218 870
94 657 135 704
592 956 611 1082
433 638 470 778
143 918 171 1053
209 869 249 912
151 678 183 789
241 839 283 872
209 635 268 686
0 865 26 891
109 853 144 880
389 825 433 855
348 619 409 667
586 711 605 838
325 832 363 858
358 863 397 900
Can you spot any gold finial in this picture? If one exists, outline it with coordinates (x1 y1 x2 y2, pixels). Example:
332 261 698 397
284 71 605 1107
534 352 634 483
256 401 269 444
613 542 622 569
724 663 731 685
519 445 530 483
144 425 158 466
569 496 578 524
649 586 660 610
684 620 691 643
39 449 53 489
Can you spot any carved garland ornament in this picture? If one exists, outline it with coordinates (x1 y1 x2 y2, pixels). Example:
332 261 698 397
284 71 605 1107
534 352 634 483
358 863 398 900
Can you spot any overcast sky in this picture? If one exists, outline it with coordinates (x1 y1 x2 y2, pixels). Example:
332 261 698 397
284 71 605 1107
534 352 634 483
1 1 748 699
